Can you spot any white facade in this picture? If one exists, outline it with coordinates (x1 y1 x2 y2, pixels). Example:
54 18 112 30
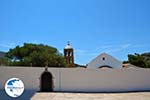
87 53 122 68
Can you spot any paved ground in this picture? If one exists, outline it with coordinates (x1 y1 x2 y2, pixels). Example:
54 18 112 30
31 92 150 100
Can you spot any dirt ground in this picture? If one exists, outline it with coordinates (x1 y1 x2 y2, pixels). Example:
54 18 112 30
31 92 150 100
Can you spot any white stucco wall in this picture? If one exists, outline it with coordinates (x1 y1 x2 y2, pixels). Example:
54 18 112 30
60 68 150 92
87 53 122 68
0 67 60 91
0 67 150 92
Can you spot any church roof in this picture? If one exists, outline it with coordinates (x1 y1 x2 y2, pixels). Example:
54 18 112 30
123 63 140 69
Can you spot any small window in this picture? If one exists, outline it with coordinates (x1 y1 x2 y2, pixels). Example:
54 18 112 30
102 57 105 61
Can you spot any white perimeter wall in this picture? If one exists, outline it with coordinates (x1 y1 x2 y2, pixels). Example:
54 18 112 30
0 67 150 92
0 67 60 91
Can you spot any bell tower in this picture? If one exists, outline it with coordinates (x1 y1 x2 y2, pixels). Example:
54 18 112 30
64 41 74 67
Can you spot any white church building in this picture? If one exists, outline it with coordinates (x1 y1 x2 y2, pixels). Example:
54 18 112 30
87 53 122 69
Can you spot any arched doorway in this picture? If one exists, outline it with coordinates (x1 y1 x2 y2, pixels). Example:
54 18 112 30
40 71 53 92
99 65 113 69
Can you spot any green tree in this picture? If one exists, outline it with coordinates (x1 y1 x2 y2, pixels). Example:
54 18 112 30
128 52 150 68
6 43 67 67
0 57 9 66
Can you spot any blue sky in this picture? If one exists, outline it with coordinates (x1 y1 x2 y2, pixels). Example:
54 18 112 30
0 0 150 65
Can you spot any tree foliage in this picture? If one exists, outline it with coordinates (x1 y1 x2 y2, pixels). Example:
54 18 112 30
0 57 9 66
6 43 67 67
128 53 150 68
